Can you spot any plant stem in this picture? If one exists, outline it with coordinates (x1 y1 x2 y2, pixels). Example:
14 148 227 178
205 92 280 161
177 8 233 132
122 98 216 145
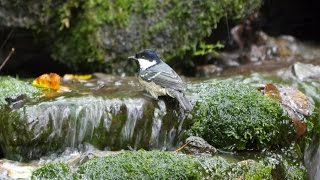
0 48 15 72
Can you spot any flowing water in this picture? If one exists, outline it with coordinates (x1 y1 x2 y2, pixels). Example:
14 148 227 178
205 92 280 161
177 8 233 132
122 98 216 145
1 61 320 178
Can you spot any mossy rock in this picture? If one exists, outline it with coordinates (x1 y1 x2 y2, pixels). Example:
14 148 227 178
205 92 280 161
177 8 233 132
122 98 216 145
1 0 262 72
74 150 201 179
31 162 72 180
188 80 296 151
0 76 39 108
31 150 305 179
51 0 262 72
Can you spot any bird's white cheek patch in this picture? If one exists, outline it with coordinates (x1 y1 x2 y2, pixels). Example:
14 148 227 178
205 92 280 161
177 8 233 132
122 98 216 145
138 58 156 70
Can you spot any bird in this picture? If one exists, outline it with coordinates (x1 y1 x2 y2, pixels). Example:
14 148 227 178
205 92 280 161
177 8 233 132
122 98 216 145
129 49 193 111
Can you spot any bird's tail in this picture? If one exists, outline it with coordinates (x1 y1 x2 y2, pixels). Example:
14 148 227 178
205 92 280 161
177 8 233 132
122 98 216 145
169 90 193 112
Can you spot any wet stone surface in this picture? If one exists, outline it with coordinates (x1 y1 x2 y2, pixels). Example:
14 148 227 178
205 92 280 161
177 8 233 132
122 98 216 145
183 136 217 155
0 71 318 179
0 75 189 161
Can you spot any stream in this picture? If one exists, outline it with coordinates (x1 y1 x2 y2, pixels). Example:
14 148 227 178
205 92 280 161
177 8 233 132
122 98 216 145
1 41 320 179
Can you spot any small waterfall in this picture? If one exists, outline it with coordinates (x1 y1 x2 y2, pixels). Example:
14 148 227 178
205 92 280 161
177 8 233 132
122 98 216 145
120 99 144 144
150 100 166 147
0 95 187 160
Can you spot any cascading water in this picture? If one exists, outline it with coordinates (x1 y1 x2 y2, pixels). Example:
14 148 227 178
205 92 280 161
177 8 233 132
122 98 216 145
0 87 186 160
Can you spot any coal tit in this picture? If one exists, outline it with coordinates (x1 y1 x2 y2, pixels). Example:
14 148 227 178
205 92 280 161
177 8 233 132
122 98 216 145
129 49 192 111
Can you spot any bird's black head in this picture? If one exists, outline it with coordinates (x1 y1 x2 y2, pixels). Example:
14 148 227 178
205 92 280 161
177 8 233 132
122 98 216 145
136 49 162 62
129 49 163 70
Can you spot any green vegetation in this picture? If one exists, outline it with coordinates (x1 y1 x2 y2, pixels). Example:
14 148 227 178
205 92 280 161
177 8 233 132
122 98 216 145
0 76 39 107
75 150 201 179
188 80 295 151
6 0 260 72
198 156 273 179
31 150 305 179
31 162 72 180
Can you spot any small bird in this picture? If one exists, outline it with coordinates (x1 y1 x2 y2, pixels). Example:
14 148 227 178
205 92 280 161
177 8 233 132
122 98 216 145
129 49 193 111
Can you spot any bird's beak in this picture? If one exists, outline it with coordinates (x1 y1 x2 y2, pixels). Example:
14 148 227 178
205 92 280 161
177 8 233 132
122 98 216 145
128 56 137 60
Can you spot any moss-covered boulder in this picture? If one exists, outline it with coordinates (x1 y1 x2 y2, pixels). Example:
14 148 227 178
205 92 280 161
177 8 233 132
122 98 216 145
0 0 261 72
0 76 187 161
74 151 201 179
188 80 296 151
0 76 39 107
31 150 306 179
0 95 185 160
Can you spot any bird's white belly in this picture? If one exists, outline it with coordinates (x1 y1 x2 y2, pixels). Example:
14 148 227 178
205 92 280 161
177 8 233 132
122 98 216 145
138 77 169 98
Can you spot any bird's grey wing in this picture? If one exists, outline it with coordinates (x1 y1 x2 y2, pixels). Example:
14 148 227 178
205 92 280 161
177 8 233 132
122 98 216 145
140 65 186 91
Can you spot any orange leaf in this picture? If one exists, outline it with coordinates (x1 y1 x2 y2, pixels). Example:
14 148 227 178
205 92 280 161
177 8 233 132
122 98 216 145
264 83 280 101
32 73 61 90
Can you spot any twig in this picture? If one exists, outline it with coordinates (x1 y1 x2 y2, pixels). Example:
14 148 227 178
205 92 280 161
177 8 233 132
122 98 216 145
174 141 190 153
0 48 15 72
0 28 14 50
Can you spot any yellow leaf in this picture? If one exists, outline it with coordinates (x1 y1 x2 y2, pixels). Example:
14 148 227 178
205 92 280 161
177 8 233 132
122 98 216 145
63 74 92 81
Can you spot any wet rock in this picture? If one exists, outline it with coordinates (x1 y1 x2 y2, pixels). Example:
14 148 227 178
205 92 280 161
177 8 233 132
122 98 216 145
0 74 315 161
0 76 39 107
0 75 187 161
0 159 37 179
291 62 320 81
246 32 299 62
5 94 28 109
0 0 262 72
277 62 320 82
247 44 268 62
188 79 296 151
196 65 222 77
183 136 216 155
0 95 186 160
304 136 320 180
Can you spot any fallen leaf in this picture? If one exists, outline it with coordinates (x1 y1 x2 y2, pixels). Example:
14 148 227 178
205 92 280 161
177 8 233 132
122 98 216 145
32 73 61 90
287 109 307 139
279 87 313 116
262 83 313 138
63 74 92 81
264 83 280 101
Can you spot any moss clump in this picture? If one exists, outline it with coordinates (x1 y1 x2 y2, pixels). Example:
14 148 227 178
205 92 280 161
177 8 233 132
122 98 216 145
189 80 295 151
0 76 39 107
200 157 273 180
267 157 307 180
31 162 72 180
74 150 201 179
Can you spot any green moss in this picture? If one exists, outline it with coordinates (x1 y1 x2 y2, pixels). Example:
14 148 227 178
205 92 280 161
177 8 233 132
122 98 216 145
74 151 277 179
189 80 295 151
31 150 304 179
198 156 273 180
31 162 72 180
0 76 39 107
41 0 261 72
50 0 137 71
261 152 307 180
1 0 262 72
74 150 201 179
